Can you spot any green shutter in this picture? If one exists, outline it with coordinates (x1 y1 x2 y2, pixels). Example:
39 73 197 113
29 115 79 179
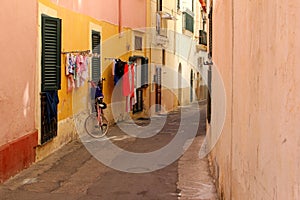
41 15 61 91
92 31 101 82
183 12 194 33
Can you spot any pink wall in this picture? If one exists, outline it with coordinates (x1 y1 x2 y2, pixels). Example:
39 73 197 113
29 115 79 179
211 0 300 199
0 0 38 146
121 0 146 29
50 0 146 28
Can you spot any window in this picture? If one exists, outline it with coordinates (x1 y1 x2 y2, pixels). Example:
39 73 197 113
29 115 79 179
161 16 168 37
135 36 143 51
177 0 180 9
92 31 101 82
41 15 62 91
183 11 194 33
157 0 162 11
199 30 207 45
192 0 194 12
198 57 203 69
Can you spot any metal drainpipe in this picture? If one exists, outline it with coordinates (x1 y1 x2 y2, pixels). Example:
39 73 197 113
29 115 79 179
119 0 122 33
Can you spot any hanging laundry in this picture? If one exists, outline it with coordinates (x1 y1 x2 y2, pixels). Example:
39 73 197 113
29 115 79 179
80 55 89 86
65 54 76 92
123 63 130 96
114 59 125 85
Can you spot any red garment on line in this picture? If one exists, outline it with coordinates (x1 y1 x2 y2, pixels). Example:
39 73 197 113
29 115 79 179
123 63 130 96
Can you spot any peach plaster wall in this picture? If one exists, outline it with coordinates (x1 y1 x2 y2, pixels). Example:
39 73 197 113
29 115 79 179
0 0 38 146
211 0 300 199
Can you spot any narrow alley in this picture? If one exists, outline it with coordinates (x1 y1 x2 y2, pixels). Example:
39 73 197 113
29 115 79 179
1 0 300 199
0 102 218 200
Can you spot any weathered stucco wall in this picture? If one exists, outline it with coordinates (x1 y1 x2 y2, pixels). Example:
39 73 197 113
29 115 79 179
0 0 38 146
211 0 300 199
209 0 233 198
50 0 146 29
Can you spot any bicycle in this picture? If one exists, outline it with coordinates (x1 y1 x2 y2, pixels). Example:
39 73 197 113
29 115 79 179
85 82 109 138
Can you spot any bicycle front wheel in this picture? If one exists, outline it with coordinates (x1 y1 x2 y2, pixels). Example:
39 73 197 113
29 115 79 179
84 112 109 138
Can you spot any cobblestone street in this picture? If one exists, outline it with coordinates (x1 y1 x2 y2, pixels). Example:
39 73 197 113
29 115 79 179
0 102 218 200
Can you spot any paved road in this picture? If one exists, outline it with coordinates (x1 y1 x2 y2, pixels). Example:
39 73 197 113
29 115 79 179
0 102 218 200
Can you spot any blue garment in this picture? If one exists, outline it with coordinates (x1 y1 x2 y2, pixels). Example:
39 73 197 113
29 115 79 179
95 86 103 98
114 60 125 85
45 91 59 124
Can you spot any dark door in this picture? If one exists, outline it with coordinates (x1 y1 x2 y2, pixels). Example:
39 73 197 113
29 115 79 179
155 66 162 112
178 63 182 105
190 70 193 102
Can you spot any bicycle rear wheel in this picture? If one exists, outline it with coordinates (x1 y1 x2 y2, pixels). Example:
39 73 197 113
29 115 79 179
84 112 109 138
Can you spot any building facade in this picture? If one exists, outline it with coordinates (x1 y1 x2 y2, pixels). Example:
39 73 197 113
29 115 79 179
149 0 208 113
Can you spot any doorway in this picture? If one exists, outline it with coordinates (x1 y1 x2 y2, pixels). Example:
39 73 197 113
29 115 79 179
178 63 182 105
190 70 194 102
155 66 162 112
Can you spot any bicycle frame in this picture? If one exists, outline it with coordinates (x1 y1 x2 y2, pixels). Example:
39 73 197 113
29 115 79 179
97 103 103 126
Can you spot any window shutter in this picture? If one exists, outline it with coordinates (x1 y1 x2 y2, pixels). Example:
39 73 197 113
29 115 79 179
41 15 61 91
92 31 101 83
183 12 194 33
134 36 143 51
141 57 148 88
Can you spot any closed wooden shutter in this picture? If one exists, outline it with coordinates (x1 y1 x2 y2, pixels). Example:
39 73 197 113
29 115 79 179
41 15 61 91
92 31 101 82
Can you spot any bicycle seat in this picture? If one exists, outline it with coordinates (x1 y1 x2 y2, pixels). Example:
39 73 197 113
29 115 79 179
98 102 107 109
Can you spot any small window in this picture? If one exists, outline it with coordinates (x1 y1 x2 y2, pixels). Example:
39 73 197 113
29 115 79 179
135 36 143 51
177 0 180 10
157 0 162 11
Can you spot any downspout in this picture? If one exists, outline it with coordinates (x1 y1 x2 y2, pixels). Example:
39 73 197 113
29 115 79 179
119 0 122 33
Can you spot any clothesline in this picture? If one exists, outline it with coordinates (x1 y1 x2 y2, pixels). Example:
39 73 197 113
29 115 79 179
62 50 90 54
105 57 118 61
62 50 101 58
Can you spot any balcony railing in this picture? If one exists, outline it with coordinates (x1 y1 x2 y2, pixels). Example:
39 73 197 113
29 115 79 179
199 30 207 46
